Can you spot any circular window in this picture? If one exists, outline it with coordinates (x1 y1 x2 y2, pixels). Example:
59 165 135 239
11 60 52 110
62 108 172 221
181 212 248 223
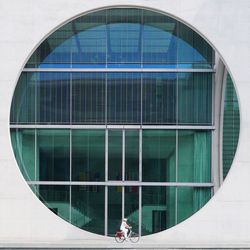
10 8 239 236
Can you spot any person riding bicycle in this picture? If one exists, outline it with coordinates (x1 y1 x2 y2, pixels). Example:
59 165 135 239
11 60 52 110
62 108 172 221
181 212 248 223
120 218 131 240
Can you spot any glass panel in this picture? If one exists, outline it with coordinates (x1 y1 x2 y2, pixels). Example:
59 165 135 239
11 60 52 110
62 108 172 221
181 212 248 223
178 130 211 182
107 73 141 124
71 185 105 235
125 186 139 233
125 130 139 181
72 130 105 181
178 73 212 125
177 187 211 223
142 73 176 124
10 73 36 124
223 73 240 179
36 129 70 181
108 186 122 235
142 130 176 182
142 186 176 235
10 129 35 181
108 130 122 180
177 22 213 68
107 8 141 65
72 73 106 124
143 10 177 66
36 72 70 124
38 185 70 222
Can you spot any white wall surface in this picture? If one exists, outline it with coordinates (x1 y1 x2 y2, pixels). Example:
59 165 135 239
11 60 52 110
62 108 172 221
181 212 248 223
0 0 250 247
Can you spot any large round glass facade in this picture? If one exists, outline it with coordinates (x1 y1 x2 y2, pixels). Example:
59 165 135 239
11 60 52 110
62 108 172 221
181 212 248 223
10 8 239 236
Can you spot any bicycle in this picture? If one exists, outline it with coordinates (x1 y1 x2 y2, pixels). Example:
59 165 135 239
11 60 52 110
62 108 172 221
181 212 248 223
115 227 139 243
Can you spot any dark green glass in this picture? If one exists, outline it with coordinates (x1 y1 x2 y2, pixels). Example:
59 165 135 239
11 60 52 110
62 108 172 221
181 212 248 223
125 130 139 180
178 73 212 125
71 185 105 235
178 130 211 182
142 186 176 235
223 73 240 179
108 130 122 180
108 186 122 235
72 73 105 124
10 129 35 181
142 73 177 124
72 130 105 181
142 130 176 182
36 129 70 181
10 73 36 124
125 186 139 233
38 185 70 222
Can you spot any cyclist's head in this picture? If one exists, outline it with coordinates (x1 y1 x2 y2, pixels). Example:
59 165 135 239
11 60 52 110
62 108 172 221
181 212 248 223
123 218 127 222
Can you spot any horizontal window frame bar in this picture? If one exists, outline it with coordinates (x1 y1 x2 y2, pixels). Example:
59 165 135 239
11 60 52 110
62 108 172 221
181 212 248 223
23 68 215 73
10 124 215 130
27 181 213 187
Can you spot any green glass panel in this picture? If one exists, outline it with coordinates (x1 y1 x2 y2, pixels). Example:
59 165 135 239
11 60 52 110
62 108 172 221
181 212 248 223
72 73 106 124
178 73 212 125
72 130 105 181
108 130 122 180
38 185 70 222
108 186 122 235
10 73 36 124
142 73 177 124
178 130 211 182
125 130 139 180
10 129 35 181
142 130 176 182
36 129 70 181
142 186 176 235
223 73 240 179
125 186 139 233
71 185 105 235
177 187 211 223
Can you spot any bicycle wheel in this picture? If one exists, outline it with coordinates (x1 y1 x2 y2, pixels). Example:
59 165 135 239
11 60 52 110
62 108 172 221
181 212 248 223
115 235 125 243
129 232 139 243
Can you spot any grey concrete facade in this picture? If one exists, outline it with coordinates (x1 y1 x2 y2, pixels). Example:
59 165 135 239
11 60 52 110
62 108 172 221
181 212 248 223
0 0 250 248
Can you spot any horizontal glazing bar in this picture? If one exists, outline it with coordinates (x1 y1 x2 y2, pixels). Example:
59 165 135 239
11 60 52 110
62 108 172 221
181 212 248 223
10 124 215 130
23 68 216 73
27 181 214 187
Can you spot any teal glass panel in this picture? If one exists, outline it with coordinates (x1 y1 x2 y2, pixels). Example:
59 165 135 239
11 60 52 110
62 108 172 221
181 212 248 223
36 129 70 181
72 130 105 181
177 22 213 68
223 73 240 179
72 73 105 124
107 8 141 64
178 130 211 182
143 10 177 65
10 129 35 181
36 73 70 124
177 187 211 223
10 73 36 124
142 186 176 235
125 186 139 233
125 130 139 181
108 130 122 180
178 73 212 125
71 185 105 235
142 73 177 124
107 73 141 124
108 186 122 235
142 130 176 182
38 185 70 222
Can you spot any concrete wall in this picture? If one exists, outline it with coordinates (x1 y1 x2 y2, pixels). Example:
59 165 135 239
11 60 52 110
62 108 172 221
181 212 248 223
0 0 250 247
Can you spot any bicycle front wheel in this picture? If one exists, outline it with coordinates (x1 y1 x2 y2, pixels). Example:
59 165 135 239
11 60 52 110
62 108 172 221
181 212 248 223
129 232 139 243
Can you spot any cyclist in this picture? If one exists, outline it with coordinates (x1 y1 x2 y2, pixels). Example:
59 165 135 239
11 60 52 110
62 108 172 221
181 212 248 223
120 218 131 240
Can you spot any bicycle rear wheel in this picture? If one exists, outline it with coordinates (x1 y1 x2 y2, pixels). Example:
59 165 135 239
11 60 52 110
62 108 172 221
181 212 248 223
115 235 125 243
129 232 139 243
